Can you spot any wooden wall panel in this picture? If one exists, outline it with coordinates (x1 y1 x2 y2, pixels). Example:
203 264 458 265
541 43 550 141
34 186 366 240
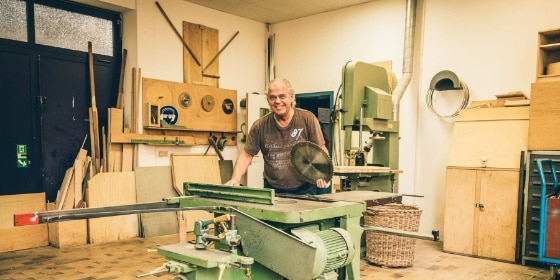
143 78 237 132
447 107 529 169
182 22 219 87
528 81 560 150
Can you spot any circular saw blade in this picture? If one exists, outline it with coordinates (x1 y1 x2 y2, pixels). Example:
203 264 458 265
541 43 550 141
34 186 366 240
290 141 334 184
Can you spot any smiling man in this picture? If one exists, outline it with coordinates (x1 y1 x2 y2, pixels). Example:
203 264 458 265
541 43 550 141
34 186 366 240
225 78 330 195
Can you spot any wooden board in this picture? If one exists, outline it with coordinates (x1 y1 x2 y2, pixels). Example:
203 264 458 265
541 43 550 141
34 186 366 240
0 193 48 253
170 154 222 195
74 149 87 207
170 154 220 237
108 108 124 172
111 132 195 145
528 81 560 150
135 166 178 238
47 203 87 248
455 106 529 121
447 107 528 168
86 172 138 244
443 168 519 262
183 21 219 87
443 168 477 255
57 167 74 210
142 77 237 133
122 127 133 172
476 169 519 262
61 169 76 210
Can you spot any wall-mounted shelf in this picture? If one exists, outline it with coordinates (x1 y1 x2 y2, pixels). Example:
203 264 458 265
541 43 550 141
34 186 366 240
537 28 560 82
143 127 237 146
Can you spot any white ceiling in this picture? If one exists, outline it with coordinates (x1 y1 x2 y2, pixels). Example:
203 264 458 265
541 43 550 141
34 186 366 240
183 0 376 24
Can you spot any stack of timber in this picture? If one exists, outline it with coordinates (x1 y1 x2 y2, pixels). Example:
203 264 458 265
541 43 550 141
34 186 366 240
51 148 139 245
49 147 90 247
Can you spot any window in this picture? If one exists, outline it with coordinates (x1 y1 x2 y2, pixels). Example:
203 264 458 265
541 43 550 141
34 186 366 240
0 0 28 42
34 3 113 56
0 0 114 56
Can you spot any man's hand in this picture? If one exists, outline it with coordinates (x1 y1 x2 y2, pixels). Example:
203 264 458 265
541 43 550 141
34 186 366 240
224 179 241 186
316 178 331 188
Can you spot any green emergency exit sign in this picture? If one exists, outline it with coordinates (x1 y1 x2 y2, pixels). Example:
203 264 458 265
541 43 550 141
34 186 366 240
17 144 28 168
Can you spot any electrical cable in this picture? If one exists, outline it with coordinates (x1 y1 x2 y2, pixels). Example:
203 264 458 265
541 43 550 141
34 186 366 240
425 80 470 118
331 82 343 166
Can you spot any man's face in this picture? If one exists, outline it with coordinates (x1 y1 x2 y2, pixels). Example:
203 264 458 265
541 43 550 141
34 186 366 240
267 83 294 117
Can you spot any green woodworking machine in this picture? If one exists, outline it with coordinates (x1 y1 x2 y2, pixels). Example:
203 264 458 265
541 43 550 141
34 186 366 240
16 182 437 280
162 183 363 280
340 61 400 192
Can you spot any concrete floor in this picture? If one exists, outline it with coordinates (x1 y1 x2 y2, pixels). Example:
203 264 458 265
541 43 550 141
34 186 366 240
0 233 552 280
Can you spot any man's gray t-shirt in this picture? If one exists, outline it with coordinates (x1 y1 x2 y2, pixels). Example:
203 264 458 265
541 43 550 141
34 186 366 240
244 108 325 190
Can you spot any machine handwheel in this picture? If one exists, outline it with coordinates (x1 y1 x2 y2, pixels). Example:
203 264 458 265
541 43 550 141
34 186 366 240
173 274 188 280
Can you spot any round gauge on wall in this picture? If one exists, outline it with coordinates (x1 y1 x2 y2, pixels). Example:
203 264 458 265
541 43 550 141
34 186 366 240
201 95 215 112
178 92 191 108
222 98 234 114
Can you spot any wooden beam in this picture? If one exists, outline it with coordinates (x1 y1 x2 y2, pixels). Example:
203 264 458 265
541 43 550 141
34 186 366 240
111 132 195 146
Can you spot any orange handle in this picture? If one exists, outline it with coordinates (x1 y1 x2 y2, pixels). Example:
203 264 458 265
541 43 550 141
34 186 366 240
14 213 39 226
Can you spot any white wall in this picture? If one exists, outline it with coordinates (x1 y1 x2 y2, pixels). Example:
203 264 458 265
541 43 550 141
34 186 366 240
271 0 560 236
416 0 560 236
91 0 560 237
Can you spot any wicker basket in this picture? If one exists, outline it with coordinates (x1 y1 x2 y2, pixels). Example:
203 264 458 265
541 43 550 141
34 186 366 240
364 203 422 267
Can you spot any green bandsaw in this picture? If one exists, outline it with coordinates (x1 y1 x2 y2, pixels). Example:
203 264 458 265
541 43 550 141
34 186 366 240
340 61 400 193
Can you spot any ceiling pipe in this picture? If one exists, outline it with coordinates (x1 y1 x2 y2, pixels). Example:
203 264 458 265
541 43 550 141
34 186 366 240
392 0 417 121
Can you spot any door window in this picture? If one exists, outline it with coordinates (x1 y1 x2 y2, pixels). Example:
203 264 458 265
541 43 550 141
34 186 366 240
0 0 28 42
34 3 113 56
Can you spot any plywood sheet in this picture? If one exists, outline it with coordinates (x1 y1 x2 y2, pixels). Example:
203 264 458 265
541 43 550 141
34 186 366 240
0 193 48 252
0 226 48 253
447 107 528 168
56 167 74 210
170 154 221 195
108 108 124 172
182 21 219 87
86 172 138 243
456 106 529 121
170 154 220 236
477 170 519 261
47 203 87 248
528 81 560 150
443 168 476 255
135 166 178 238
142 78 237 132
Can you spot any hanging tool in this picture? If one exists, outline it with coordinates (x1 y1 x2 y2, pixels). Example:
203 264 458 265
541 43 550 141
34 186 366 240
155 1 201 66
208 136 233 183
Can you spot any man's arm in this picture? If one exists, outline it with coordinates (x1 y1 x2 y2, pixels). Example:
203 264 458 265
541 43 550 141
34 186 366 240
224 150 254 186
